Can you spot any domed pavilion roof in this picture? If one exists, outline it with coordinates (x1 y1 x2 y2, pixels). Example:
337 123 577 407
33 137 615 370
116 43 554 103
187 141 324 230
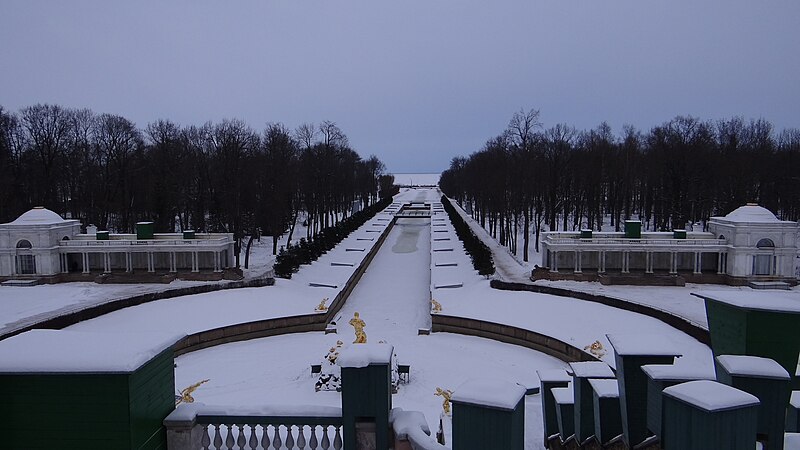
6 207 70 226
722 204 781 223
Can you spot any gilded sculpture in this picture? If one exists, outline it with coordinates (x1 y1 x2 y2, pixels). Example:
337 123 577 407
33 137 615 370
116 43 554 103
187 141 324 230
349 312 367 344
435 387 454 415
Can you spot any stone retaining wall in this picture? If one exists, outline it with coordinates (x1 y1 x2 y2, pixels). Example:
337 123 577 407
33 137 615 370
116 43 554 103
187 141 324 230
490 279 711 345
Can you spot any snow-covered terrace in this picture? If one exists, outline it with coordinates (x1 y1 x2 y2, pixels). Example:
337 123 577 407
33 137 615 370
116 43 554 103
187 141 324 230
542 231 726 251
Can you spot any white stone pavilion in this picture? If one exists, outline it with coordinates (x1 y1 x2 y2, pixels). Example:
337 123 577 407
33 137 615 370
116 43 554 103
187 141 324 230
0 207 235 282
538 204 799 285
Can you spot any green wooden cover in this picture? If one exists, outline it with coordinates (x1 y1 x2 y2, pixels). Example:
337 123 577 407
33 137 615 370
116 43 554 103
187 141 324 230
624 221 641 239
662 393 758 450
646 377 687 438
0 349 174 450
705 299 800 389
341 364 391 450
593 392 622 445
717 370 791 450
555 400 575 439
452 399 524 450
580 229 592 239
540 379 570 444
788 396 800 433
136 222 154 240
673 230 687 239
182 230 195 239
615 354 675 447
574 376 613 443
96 231 109 240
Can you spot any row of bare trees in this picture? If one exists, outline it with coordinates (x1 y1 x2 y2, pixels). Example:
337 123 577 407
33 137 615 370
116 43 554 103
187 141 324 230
0 104 394 264
440 109 800 261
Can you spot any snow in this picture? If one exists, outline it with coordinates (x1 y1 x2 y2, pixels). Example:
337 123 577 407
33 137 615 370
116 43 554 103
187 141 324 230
5 206 72 225
537 369 572 383
568 361 615 378
606 333 682 357
451 378 527 410
786 434 800 450
337 343 394 368
390 408 431 439
792 391 800 408
662 380 760 412
641 363 716 382
716 355 791 379
718 204 781 223
551 387 574 405
0 329 183 373
588 379 619 398
692 291 800 313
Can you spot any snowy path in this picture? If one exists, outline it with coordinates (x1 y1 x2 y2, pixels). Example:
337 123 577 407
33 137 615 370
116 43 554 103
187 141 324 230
333 217 432 341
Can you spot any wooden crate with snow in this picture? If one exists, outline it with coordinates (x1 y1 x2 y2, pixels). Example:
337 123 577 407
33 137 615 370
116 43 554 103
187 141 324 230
693 291 800 389
661 380 759 450
606 333 681 448
567 360 615 445
338 343 393 450
0 330 182 450
537 369 572 447
716 355 792 450
789 392 800 433
450 378 526 450
641 363 715 438
588 378 622 446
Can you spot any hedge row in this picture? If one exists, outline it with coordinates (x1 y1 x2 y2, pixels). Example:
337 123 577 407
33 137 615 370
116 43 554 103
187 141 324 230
441 195 495 276
274 196 393 278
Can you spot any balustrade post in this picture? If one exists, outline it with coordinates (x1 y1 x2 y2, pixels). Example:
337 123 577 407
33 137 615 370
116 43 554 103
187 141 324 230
164 404 204 450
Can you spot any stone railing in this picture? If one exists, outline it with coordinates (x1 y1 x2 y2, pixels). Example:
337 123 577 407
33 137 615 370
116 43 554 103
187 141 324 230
165 404 343 450
60 238 230 247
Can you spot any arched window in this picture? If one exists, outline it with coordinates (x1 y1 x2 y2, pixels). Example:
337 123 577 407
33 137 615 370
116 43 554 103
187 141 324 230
718 235 726 241
756 238 775 248
15 240 35 274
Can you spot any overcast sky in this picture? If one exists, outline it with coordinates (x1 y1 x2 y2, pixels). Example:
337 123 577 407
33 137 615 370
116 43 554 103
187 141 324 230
2 1 799 173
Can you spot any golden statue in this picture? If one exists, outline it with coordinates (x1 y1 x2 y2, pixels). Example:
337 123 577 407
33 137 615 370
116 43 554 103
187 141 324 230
435 387 454 415
315 297 329 312
349 312 367 344
431 299 442 313
176 379 210 405
584 340 607 358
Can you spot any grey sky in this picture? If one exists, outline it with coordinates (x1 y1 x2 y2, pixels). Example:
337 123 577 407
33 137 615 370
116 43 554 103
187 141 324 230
2 1 799 173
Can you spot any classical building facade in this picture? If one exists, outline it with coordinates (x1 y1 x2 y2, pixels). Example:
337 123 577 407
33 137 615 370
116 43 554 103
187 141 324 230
536 204 799 286
0 207 236 282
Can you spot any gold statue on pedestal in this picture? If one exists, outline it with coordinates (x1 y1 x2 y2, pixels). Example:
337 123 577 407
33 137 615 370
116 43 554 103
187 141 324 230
176 379 210 405
584 340 607 358
349 312 367 344
435 387 454 415
315 297 329 312
431 299 442 313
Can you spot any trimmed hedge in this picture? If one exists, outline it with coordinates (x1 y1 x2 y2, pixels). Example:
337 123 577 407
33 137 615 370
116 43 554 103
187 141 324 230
441 195 495 276
274 197 393 278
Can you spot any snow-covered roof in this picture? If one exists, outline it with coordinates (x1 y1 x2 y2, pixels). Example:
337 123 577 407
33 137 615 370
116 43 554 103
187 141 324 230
337 343 393 368
568 361 615 378
715 204 788 223
716 355 790 380
606 333 683 357
551 386 574 405
588 379 619 398
0 330 184 373
663 380 759 412
537 368 573 383
791 391 800 409
641 363 715 382
691 291 800 313
451 378 527 410
4 207 72 226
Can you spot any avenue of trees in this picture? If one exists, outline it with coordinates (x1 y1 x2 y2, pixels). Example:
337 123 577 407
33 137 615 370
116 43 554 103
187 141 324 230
440 109 800 262
0 103 394 265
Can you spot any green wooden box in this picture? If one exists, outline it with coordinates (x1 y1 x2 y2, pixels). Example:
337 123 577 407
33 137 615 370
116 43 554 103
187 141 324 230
552 386 575 441
451 378 526 450
694 292 800 389
788 392 800 433
580 229 593 239
624 220 641 239
182 230 195 240
0 330 181 450
716 355 791 450
641 363 715 438
537 369 572 446
136 222 154 240
662 380 759 450
589 378 622 445
338 344 393 450
607 333 680 448
672 229 687 239
568 361 615 445
96 230 109 240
